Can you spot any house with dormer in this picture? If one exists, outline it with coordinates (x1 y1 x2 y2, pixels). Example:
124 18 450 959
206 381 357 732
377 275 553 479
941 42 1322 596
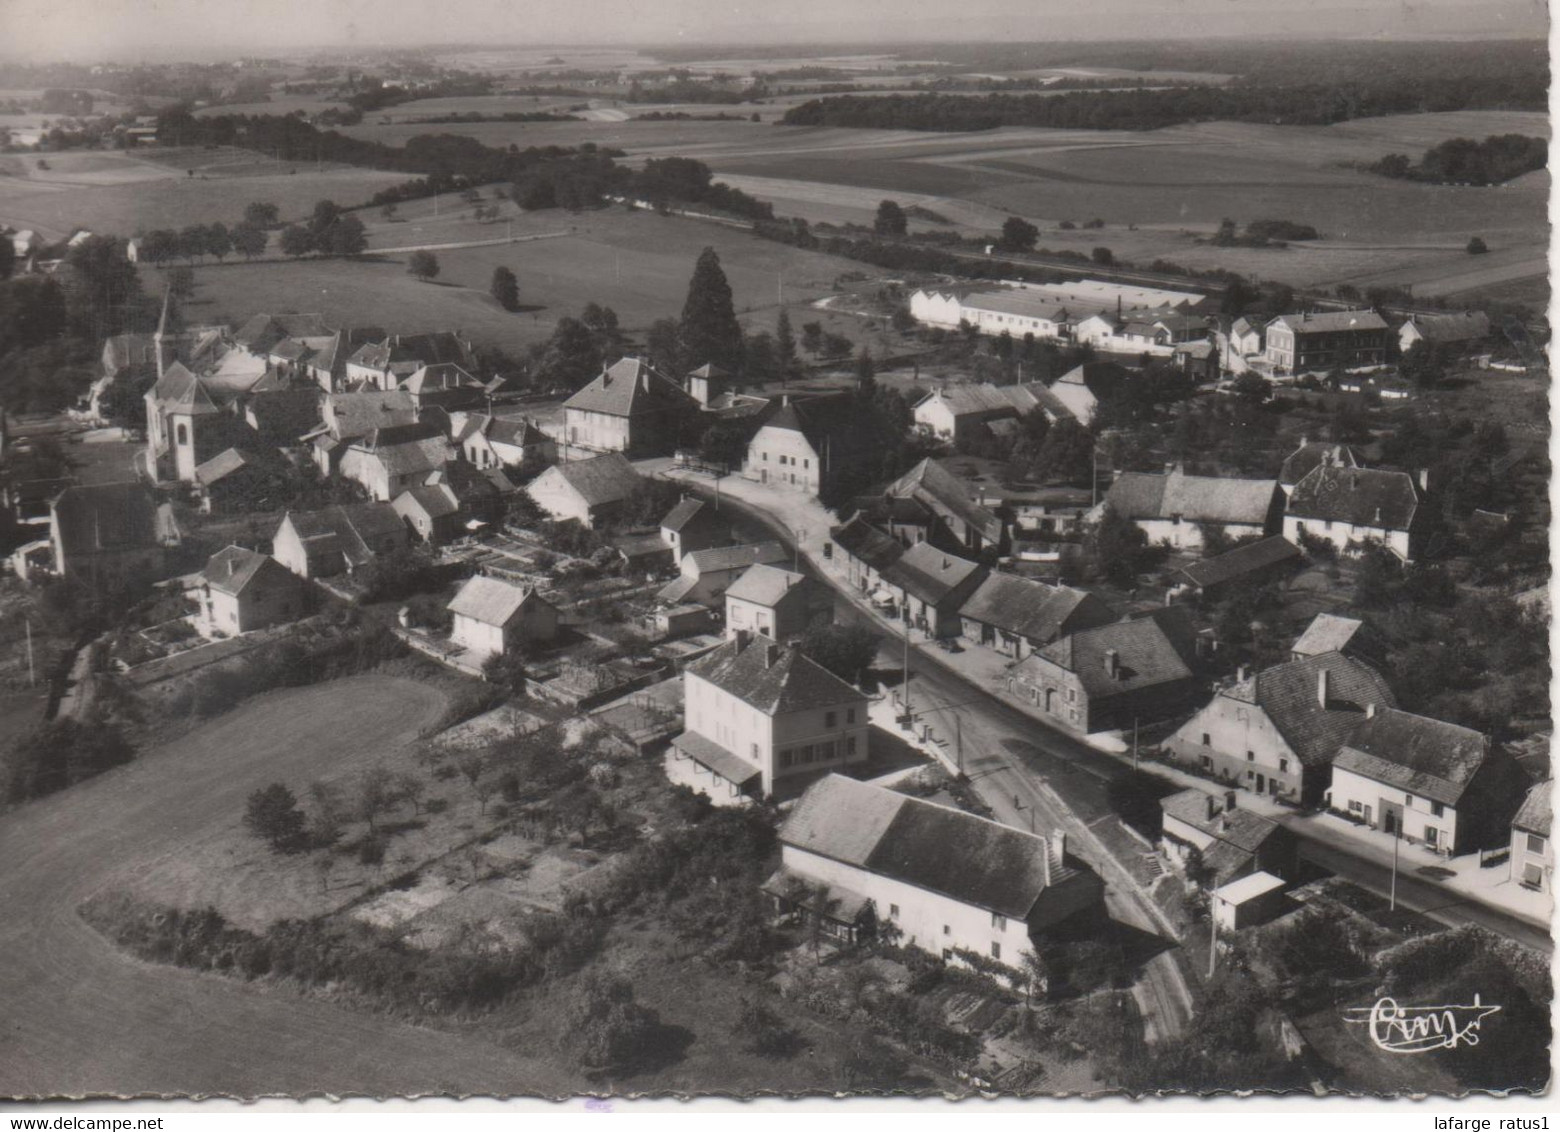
1283 464 1426 562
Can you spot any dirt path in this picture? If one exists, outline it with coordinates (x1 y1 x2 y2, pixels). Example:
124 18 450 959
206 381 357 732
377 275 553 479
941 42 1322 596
0 676 573 1099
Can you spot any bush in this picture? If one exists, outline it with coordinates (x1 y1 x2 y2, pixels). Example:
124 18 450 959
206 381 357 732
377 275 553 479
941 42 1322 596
243 783 308 854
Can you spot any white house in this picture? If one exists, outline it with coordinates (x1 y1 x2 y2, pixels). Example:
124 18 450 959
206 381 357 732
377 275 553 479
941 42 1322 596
765 774 1104 969
1510 781 1552 893
561 356 695 457
743 397 854 497
659 496 730 561
525 452 642 528
1095 467 1282 553
659 541 790 607
271 502 409 579
666 634 869 803
338 424 452 501
1283 464 1424 562
724 563 822 642
198 545 305 638
447 575 560 662
1263 310 1390 375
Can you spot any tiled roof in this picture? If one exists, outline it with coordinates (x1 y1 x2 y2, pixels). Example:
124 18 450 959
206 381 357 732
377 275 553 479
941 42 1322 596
194 447 280 487
350 332 472 372
1160 788 1282 855
1025 615 1193 699
1291 613 1368 658
448 574 544 627
959 571 1113 643
725 563 809 607
544 451 641 507
149 362 219 416
915 382 1051 420
671 731 760 786
687 637 863 715
325 391 418 441
1404 312 1491 344
1056 361 1131 394
246 388 321 442
395 483 460 520
401 362 480 394
1270 310 1389 335
660 497 708 533
1226 651 1396 767
202 545 291 597
886 458 1004 544
234 313 333 353
1176 535 1301 590
282 502 405 568
1104 468 1278 526
1512 781 1551 837
563 356 691 417
686 541 788 575
1279 441 1358 488
830 516 905 573
51 481 162 557
1333 708 1488 807
781 775 1080 921
880 542 986 607
1286 465 1419 530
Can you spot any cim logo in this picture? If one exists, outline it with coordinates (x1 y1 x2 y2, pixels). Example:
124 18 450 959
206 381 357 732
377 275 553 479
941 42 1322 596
1343 995 1501 1054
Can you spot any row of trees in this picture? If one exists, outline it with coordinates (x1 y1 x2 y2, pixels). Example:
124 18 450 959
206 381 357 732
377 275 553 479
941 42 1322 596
1370 134 1547 186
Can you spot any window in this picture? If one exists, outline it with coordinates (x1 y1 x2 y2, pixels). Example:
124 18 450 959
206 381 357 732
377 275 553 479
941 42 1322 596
825 711 836 728
176 423 189 445
846 708 856 724
1348 799 1362 813
1067 689 1075 703
779 750 793 769
846 735 857 756
1246 751 1254 762
1528 833 1547 855
762 452 768 461
1431 801 1444 818
1405 793 1413 806
942 925 950 936
1247 770 1255 780
1425 826 1438 846
1279 758 1289 773
990 942 1002 961
1201 733 1211 747
1201 755 1212 770
751 743 760 760
803 459 810 470
991 913 1007 931
889 904 899 919
942 948 952 961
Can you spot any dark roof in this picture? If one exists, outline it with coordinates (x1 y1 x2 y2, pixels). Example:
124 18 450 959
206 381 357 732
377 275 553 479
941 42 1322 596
51 481 162 557
149 362 219 416
563 356 693 417
686 541 788 575
1512 781 1551 836
203 545 293 597
246 388 321 442
1286 464 1419 530
759 394 858 455
1104 469 1278 526
830 516 905 573
194 447 283 488
671 730 761 786
1160 788 1283 855
686 638 864 715
880 542 986 607
1334 709 1489 807
281 502 405 568
1024 615 1193 700
394 483 460 520
1270 310 1389 335
1176 536 1301 590
1055 361 1131 396
1226 652 1396 767
781 775 1079 921
541 452 641 507
350 332 473 372
886 458 1004 544
959 571 1113 643
447 575 546 626
1403 312 1491 344
326 391 418 441
660 497 709 533
1279 441 1358 488
234 313 333 353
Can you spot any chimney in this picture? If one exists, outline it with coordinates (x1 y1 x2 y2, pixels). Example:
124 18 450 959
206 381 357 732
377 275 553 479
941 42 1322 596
733 628 751 650
1236 663 1250 682
1417 468 1429 493
1366 702 1376 719
1104 648 1120 680
1349 473 1359 491
1225 790 1237 813
1317 668 1329 708
763 642 780 669
1206 793 1219 821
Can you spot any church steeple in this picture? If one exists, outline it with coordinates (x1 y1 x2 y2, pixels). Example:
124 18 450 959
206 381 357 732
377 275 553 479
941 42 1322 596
153 285 172 379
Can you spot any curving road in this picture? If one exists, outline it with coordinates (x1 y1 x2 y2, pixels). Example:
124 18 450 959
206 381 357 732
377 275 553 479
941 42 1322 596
0 676 570 1100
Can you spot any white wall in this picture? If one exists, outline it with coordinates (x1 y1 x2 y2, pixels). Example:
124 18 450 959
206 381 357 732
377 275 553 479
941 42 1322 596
1165 696 1302 800
746 425 822 495
451 613 505 660
527 468 592 526
565 407 630 453
1283 515 1412 562
1328 764 1459 853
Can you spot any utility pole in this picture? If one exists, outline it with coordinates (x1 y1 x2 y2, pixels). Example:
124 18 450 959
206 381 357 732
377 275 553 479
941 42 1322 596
25 619 34 687
954 710 963 777
1132 717 1139 774
1208 904 1219 979
900 610 911 724
1389 817 1400 911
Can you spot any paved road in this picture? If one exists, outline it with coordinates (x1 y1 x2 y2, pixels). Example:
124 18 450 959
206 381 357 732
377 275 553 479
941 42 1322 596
0 677 571 1099
1294 833 1552 954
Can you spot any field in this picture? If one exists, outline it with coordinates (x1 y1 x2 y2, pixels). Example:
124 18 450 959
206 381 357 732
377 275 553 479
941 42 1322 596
170 203 890 355
0 147 406 241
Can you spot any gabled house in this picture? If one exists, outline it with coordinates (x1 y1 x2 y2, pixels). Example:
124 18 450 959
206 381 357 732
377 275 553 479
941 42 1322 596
339 422 452 501
957 571 1115 659
830 515 905 597
1163 651 1396 804
447 575 559 662
877 543 988 639
1009 610 1198 736
1278 439 1359 497
1159 788 1295 887
392 483 463 544
660 541 790 607
1398 312 1491 355
272 502 409 579
1096 467 1282 553
883 458 1007 557
911 382 1051 445
724 563 825 642
525 452 642 528
562 356 696 457
400 362 486 414
1329 708 1519 856
198 545 305 637
660 496 731 561
1046 362 1131 425
767 775 1103 968
1263 310 1389 375
1283 464 1425 562
668 634 870 803
344 332 476 392
455 413 554 471
306 390 419 474
1510 781 1552 892
193 447 290 514
743 395 858 498
1173 535 1303 600
49 481 175 589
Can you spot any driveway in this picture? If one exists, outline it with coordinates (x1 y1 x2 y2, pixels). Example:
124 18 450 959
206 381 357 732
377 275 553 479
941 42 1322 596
0 676 573 1099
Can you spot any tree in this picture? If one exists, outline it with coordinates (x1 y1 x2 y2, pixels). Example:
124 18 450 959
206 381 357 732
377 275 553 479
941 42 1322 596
1087 504 1152 587
278 224 314 258
799 623 878 684
323 214 367 256
178 224 207 264
678 246 743 374
800 321 824 355
308 199 343 239
490 266 520 311
230 222 267 260
407 250 440 281
645 317 682 375
855 346 875 383
203 222 232 262
138 229 179 267
5 716 134 803
0 236 13 281
167 266 195 299
776 307 797 382
873 199 907 237
572 973 663 1074
999 215 1039 252
356 764 397 832
1466 236 1489 255
1091 246 1115 266
536 316 601 389
243 201 280 229
1399 340 1447 389
243 783 307 853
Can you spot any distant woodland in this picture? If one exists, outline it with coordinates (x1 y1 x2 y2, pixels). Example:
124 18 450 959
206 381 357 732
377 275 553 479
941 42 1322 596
1369 135 1548 186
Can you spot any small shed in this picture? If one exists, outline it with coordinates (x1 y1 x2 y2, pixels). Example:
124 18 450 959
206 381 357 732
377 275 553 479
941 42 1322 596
1211 871 1287 931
